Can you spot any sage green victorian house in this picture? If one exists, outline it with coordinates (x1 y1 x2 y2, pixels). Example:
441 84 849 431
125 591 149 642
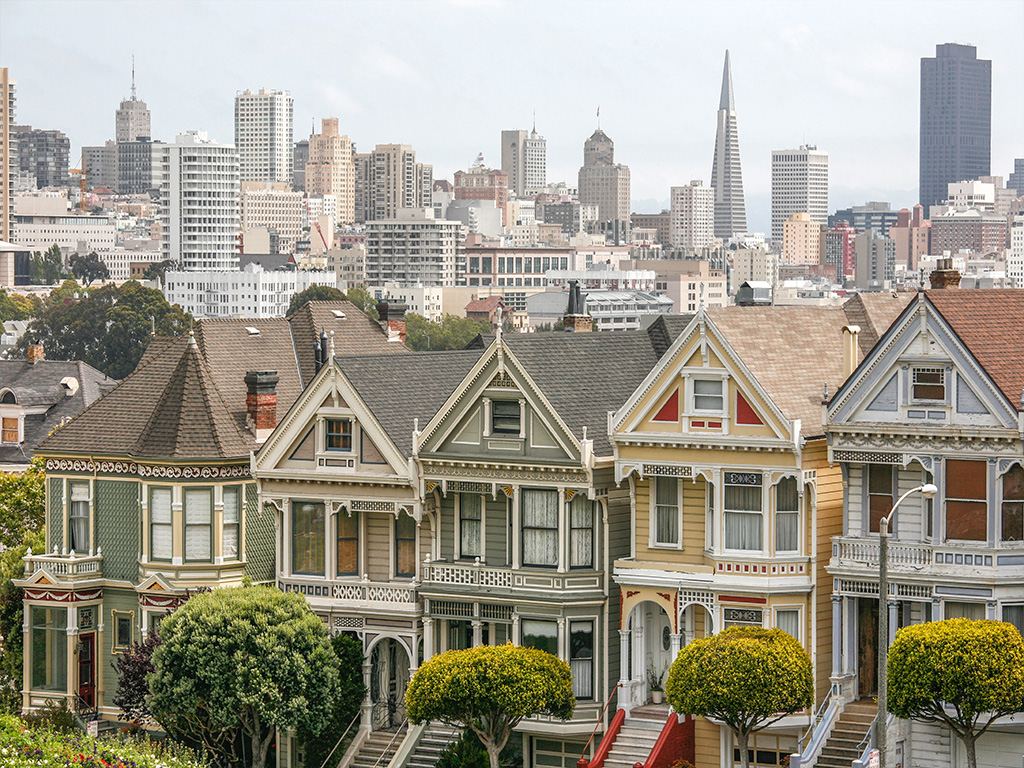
18 301 404 724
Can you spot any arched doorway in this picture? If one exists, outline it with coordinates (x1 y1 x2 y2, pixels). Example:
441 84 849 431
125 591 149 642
369 638 410 730
678 602 714 646
625 600 674 705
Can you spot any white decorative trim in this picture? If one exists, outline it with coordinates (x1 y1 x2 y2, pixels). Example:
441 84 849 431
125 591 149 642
44 458 251 479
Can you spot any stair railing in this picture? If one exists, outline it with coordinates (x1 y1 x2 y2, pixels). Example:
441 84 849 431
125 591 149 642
852 712 888 768
789 691 839 768
320 709 364 768
371 719 409 768
577 682 622 768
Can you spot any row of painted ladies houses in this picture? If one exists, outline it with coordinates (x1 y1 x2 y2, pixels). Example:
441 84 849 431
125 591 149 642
18 285 1024 768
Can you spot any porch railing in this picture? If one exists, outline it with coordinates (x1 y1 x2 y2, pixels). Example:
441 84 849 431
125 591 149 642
278 576 418 605
832 537 932 568
24 549 103 579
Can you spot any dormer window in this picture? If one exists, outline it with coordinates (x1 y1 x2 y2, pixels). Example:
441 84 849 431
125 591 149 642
491 401 522 435
912 367 945 402
325 419 352 452
1 417 18 444
692 379 724 413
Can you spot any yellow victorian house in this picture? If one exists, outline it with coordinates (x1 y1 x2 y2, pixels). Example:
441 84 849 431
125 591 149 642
607 299 907 768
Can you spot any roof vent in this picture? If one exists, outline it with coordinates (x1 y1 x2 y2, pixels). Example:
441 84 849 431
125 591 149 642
332 309 346 318
245 326 261 336
60 377 80 397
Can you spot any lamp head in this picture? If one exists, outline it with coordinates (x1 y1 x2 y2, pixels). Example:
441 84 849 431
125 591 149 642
921 483 938 499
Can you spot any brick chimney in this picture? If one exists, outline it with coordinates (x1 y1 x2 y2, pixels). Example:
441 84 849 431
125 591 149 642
930 256 961 290
563 280 593 333
377 300 408 344
244 370 279 442
27 344 44 364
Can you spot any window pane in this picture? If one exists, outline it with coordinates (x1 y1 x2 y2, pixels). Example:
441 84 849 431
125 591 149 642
1003 605 1024 637
656 477 678 506
185 490 211 561
523 490 558 527
725 484 761 512
776 610 800 640
570 497 594 568
460 494 482 557
522 619 558 656
694 379 723 410
492 401 521 434
223 487 240 523
946 501 987 541
396 513 416 576
725 512 762 550
292 502 325 575
1002 466 1024 542
945 601 984 621
776 512 799 552
184 490 211 523
151 489 172 523
223 525 239 559
776 477 799 512
523 490 558 566
570 621 594 699
31 607 67 692
947 460 986 500
868 465 893 533
326 419 352 451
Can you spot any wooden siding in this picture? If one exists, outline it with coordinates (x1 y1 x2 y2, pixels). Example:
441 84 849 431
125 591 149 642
807 439 842 704
485 496 509 566
633 476 709 565
365 513 391 581
693 717 720 768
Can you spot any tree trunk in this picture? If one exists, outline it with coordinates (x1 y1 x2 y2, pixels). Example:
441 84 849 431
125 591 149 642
962 733 977 768
484 737 502 768
736 729 750 768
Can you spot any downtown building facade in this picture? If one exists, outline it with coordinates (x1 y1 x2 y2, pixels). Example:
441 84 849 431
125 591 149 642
771 146 829 243
12 125 70 190
501 127 547 198
709 51 747 241
234 89 294 184
670 180 715 249
355 145 433 223
305 118 356 226
578 129 631 241
363 208 465 286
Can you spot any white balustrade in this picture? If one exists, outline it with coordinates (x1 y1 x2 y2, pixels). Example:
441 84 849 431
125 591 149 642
24 551 103 578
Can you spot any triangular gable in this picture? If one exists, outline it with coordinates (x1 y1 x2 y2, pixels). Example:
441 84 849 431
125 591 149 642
135 573 181 594
613 311 792 442
254 360 410 478
415 336 579 463
829 294 1019 429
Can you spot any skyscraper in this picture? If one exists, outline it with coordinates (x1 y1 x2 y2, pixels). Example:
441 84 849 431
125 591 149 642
115 62 151 143
1 68 14 243
771 146 829 242
670 180 715 249
501 125 546 197
919 43 991 214
12 126 70 189
578 127 630 238
355 144 432 222
305 118 356 225
234 89 293 184
710 50 746 240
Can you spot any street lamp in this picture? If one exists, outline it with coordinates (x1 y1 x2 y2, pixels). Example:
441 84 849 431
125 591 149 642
877 482 938 768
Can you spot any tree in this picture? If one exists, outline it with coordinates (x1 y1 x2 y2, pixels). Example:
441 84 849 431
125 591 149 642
287 284 345 316
344 285 379 320
148 585 341 768
17 280 191 379
404 313 491 351
68 251 110 285
0 289 39 322
142 259 177 282
887 618 1024 768
406 644 574 768
0 529 44 713
29 244 67 285
665 627 813 768
112 629 161 723
296 633 367 768
0 456 45 550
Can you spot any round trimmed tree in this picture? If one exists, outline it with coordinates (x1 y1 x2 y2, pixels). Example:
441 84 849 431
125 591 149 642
148 585 340 768
666 627 813 768
888 618 1024 768
406 644 574 768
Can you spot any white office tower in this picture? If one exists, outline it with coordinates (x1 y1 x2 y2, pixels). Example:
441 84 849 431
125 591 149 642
710 51 747 240
501 124 547 197
234 89 293 183
771 145 829 242
670 180 715 249
158 131 240 271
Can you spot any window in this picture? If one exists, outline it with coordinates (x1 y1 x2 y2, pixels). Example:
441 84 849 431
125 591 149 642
912 367 945 401
867 465 894 533
775 477 799 553
222 486 240 560
706 482 716 550
723 607 762 629
292 502 325 575
569 621 594 699
522 489 558 567
945 601 985 621
570 496 594 568
776 609 800 641
69 482 90 554
1003 605 1024 637
459 494 482 558
522 619 558 655
653 477 680 547
113 612 134 651
325 419 352 452
1 416 17 444
724 472 763 551
946 460 987 541
150 488 172 561
491 400 521 435
184 489 212 561
1001 465 1024 542
31 606 67 692
693 379 724 412
337 511 359 576
395 512 416 577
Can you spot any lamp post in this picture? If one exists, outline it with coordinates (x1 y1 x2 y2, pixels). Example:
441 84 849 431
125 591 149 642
877 482 937 768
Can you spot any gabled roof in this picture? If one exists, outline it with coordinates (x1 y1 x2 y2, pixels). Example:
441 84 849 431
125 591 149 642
466 296 504 313
840 292 914 354
925 289 1024 411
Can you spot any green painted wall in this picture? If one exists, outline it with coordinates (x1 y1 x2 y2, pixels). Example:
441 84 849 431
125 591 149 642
95 480 140 583
47 477 62 552
100 587 140 711
245 482 275 583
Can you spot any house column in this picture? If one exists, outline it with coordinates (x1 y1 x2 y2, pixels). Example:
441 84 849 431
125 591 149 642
670 633 682 658
511 487 521 569
512 613 520 644
831 596 842 678
844 597 857 676
472 620 483 647
888 600 899 645
422 618 434 660
618 629 630 683
361 655 373 728
557 617 566 659
631 621 644 682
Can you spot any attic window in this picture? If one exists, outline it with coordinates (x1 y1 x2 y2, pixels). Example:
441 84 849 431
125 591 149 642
331 310 346 318
246 327 261 336
0 390 15 404
912 368 945 402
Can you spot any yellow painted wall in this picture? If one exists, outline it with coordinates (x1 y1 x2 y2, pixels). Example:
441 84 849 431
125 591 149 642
694 717 721 768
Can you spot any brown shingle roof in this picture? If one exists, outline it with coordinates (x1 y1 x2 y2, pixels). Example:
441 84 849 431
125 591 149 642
466 296 503 313
841 292 915 354
925 289 1024 411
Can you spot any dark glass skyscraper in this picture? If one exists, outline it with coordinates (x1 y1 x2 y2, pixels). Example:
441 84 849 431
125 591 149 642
919 43 991 215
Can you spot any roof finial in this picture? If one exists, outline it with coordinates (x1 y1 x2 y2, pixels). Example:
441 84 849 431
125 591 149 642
532 109 536 134
187 329 197 349
329 329 335 358
131 53 136 100
596 105 600 130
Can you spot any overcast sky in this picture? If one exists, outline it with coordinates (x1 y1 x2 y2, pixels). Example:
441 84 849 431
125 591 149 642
2 0 1022 233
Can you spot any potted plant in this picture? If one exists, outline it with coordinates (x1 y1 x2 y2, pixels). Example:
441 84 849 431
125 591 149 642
647 663 666 704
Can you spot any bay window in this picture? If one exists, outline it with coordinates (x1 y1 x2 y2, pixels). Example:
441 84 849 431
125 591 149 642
945 460 987 541
222 486 240 560
775 477 799 553
1001 465 1024 542
522 619 558 655
292 501 325 575
395 512 416 577
459 493 482 558
867 464 894 533
69 482 90 553
653 477 681 547
337 511 359 576
184 489 212 562
570 496 594 568
31 606 67 692
150 487 173 561
724 472 763 551
569 621 594 699
522 489 558 567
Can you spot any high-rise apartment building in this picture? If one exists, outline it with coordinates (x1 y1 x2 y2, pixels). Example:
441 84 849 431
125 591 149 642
825 221 857 282
118 138 162 195
919 44 991 214
1 68 14 243
710 51 747 240
771 145 828 242
158 131 240 271
241 181 303 255
12 126 70 189
305 118 355 225
578 128 630 236
115 67 151 143
854 231 896 289
781 212 825 265
501 126 546 197
454 155 509 226
234 89 293 184
83 141 118 190
293 139 309 191
670 180 714 249
364 208 464 286
1008 159 1024 196
888 204 931 271
355 144 432 222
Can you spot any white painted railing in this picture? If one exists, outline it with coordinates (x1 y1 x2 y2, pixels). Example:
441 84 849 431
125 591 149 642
279 576 417 605
23 549 103 578
421 557 603 593
832 537 932 568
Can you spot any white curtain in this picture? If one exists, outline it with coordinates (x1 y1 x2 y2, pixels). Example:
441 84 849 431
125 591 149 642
522 489 558 566
151 488 173 560
776 610 800 640
69 483 90 553
655 477 679 545
223 487 240 559
775 477 799 552
725 483 762 551
184 489 211 561
570 497 593 567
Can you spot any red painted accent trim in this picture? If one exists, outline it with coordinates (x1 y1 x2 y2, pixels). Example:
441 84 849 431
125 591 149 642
652 389 679 422
690 420 705 428
637 713 695 768
586 708 626 768
718 594 768 604
736 390 764 425
707 421 722 429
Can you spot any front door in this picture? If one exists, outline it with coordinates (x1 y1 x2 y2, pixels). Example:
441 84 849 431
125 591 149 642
857 598 878 697
370 639 410 730
77 632 95 709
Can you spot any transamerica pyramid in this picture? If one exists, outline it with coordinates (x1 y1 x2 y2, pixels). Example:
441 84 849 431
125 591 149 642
710 50 747 240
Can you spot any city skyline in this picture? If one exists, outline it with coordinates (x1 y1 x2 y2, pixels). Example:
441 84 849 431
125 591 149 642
1 0 1022 234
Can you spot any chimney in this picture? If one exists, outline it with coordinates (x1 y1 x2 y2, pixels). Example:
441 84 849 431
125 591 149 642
929 257 961 290
563 280 593 333
841 325 860 379
244 370 279 442
27 344 44 364
377 300 408 344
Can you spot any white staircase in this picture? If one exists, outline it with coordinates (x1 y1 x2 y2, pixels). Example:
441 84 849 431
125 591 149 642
602 706 666 768
402 723 460 768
